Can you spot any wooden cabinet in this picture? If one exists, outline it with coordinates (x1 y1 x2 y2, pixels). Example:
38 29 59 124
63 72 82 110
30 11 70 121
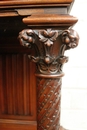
0 0 79 130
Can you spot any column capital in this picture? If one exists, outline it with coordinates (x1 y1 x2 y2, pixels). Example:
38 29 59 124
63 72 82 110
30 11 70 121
19 28 79 77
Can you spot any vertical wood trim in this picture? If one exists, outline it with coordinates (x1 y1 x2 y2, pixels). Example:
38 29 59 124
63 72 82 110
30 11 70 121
12 55 17 114
16 55 23 115
29 61 32 116
6 55 13 114
23 54 30 115
23 54 27 115
29 61 36 116
0 55 3 114
27 55 30 115
2 55 8 114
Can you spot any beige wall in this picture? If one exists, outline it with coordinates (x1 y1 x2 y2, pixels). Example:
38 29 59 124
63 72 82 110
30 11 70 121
60 0 87 130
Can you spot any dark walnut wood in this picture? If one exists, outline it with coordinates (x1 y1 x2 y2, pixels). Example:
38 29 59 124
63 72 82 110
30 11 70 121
37 78 61 130
0 0 73 15
0 0 79 130
22 14 78 27
0 0 73 6
0 54 37 130
19 28 79 130
19 28 79 76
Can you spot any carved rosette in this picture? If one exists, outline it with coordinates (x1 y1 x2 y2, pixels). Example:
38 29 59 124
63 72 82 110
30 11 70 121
19 28 79 130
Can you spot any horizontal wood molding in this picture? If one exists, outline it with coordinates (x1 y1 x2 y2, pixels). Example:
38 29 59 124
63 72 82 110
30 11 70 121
0 0 73 6
0 7 67 17
0 119 37 130
0 0 74 11
0 119 37 125
0 11 18 17
23 14 78 27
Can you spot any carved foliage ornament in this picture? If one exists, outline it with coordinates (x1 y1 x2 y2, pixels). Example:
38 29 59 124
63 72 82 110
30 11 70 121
19 29 79 75
39 29 58 47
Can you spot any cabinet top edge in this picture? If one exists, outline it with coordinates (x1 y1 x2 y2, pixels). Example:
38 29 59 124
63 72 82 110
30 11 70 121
0 0 74 6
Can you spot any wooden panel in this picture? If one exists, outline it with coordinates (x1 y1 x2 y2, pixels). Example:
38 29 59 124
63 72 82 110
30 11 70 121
0 54 37 120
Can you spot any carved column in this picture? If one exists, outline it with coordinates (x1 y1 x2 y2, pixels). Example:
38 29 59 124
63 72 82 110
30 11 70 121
18 28 79 130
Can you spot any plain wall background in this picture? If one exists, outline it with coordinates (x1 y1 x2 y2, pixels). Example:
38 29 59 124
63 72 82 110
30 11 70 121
60 0 87 130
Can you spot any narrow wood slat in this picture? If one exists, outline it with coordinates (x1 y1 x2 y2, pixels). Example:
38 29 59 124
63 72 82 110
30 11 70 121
23 55 27 115
2 55 8 114
23 54 30 115
27 56 30 115
6 55 13 114
12 55 17 115
0 4 70 10
0 56 3 114
16 54 24 115
29 61 32 116
29 62 36 117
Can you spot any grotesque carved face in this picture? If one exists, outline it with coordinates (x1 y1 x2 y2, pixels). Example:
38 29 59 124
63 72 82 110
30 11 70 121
62 29 79 49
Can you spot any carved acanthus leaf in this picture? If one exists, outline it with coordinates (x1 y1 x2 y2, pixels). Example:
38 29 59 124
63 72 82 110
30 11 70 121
18 28 79 75
39 29 58 46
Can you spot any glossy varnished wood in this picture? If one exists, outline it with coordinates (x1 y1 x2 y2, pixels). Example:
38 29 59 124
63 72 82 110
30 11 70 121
0 52 37 129
0 0 79 130
0 0 73 6
0 54 36 116
0 119 37 130
23 14 78 26
0 0 73 12
19 28 79 130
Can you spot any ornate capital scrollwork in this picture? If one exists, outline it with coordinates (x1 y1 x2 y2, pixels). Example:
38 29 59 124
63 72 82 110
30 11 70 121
62 29 79 49
18 28 79 76
19 29 36 48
